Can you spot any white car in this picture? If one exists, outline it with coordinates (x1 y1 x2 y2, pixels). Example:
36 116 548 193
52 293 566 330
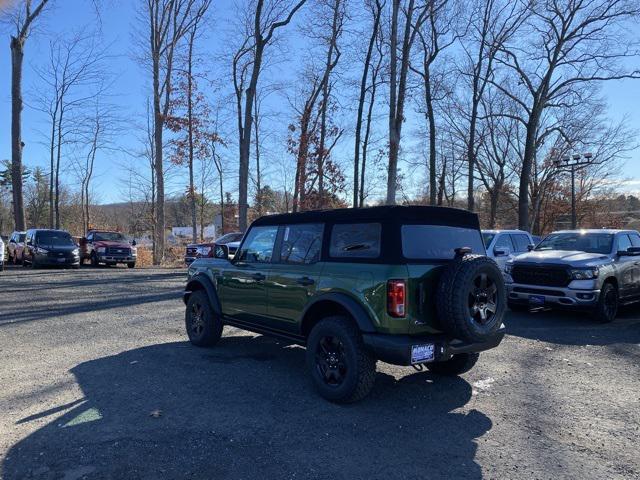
0 236 5 271
482 229 535 271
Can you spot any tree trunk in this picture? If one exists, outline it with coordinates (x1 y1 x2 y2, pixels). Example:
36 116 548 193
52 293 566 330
55 105 63 229
425 69 436 205
153 57 165 264
467 106 477 212
48 109 56 228
187 35 197 243
10 37 26 231
353 3 380 208
518 112 539 230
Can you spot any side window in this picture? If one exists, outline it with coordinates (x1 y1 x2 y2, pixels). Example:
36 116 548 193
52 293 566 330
330 223 381 258
618 234 632 252
280 224 323 264
511 234 532 253
494 234 514 252
629 233 640 247
236 226 278 264
87 234 93 242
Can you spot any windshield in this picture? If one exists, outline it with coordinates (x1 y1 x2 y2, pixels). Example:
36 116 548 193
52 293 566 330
402 225 486 260
94 232 126 242
36 231 74 246
216 232 243 244
482 233 496 248
535 233 614 254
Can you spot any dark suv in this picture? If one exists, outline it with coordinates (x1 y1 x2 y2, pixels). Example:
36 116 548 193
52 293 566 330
183 206 506 403
23 229 80 269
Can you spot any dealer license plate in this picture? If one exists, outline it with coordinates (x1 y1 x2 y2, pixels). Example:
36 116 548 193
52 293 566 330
529 294 545 306
411 344 435 364
57 258 66 263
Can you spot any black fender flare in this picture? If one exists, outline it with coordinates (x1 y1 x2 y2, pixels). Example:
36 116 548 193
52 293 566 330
301 292 377 334
184 274 221 315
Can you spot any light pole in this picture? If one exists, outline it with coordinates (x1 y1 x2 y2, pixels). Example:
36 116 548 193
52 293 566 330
553 152 593 229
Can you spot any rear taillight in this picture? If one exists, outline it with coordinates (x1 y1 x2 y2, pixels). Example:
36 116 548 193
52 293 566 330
387 280 406 318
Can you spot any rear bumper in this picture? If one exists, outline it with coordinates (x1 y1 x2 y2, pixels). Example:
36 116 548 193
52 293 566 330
362 325 506 366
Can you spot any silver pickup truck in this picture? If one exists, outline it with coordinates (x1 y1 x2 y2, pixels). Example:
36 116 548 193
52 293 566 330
505 229 640 323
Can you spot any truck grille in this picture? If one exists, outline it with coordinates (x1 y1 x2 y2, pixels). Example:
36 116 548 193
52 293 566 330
106 247 130 256
512 265 570 287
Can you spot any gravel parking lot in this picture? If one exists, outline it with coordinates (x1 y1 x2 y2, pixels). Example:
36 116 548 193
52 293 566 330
1 266 639 479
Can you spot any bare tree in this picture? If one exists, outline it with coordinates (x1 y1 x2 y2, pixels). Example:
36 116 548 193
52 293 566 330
35 32 107 229
492 0 640 229
141 0 202 263
234 0 306 231
5 0 49 230
410 0 457 205
353 0 383 207
387 0 427 205
458 0 526 212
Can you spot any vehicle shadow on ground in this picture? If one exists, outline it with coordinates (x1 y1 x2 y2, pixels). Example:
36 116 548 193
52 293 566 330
3 335 490 479
504 307 640 346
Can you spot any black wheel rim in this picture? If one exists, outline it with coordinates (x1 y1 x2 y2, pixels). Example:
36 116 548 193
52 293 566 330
603 287 617 318
468 273 498 325
315 335 347 387
189 302 205 337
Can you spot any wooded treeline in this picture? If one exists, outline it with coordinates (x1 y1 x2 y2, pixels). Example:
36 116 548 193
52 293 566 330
2 0 640 264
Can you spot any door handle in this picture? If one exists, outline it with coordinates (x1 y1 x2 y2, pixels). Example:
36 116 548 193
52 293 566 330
251 273 266 281
297 276 315 286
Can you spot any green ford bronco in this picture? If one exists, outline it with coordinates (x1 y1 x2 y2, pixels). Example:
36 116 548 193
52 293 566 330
183 206 506 403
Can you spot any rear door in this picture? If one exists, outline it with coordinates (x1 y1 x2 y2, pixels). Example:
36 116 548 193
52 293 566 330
265 223 324 332
218 225 278 324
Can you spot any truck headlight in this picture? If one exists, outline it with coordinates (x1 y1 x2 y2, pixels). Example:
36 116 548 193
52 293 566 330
72 248 79 256
570 267 599 280
97 247 106 254
36 247 49 255
504 263 513 275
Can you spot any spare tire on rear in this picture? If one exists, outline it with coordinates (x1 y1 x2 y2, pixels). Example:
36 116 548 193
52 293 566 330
436 254 505 343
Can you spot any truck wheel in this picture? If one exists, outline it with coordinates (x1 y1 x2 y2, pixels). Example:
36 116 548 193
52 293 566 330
185 290 223 347
591 282 618 323
91 253 99 267
127 262 136 269
306 316 376 403
426 353 479 376
0 261 3 272
437 255 506 343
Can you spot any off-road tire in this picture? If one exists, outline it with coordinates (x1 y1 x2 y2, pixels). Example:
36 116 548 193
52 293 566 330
437 254 505 343
185 290 223 347
591 282 618 324
127 262 136 269
507 301 529 313
91 252 99 267
306 316 376 403
426 353 480 376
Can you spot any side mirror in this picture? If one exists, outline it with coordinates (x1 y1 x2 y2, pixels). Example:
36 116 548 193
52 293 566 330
494 247 510 257
527 244 535 251
213 244 229 260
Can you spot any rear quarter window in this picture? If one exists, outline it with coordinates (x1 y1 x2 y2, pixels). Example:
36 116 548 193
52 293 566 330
330 223 381 258
402 225 485 260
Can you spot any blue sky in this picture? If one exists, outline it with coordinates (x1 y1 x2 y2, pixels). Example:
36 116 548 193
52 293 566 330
1 0 640 204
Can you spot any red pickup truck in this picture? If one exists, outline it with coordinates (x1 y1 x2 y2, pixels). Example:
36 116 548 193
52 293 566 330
80 230 137 268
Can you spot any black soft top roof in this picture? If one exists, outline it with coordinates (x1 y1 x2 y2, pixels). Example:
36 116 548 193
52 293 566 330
251 205 479 229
